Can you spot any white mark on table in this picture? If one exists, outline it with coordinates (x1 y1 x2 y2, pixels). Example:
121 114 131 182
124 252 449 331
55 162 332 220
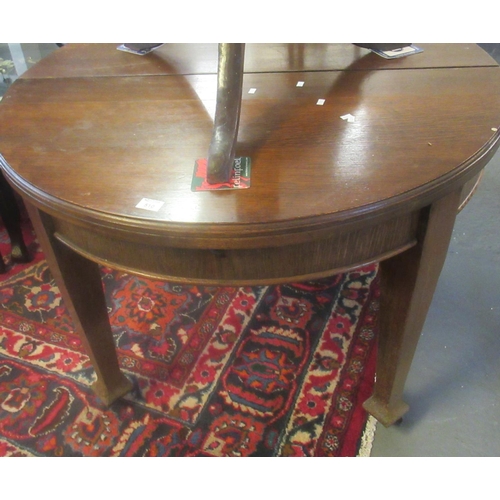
340 113 356 123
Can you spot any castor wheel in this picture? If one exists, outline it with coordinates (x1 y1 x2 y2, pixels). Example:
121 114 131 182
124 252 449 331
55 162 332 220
394 417 404 426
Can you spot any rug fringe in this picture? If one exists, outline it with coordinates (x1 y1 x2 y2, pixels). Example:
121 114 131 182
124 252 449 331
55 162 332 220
356 415 377 457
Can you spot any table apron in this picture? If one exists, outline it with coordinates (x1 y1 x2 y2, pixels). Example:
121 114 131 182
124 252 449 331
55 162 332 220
49 210 420 285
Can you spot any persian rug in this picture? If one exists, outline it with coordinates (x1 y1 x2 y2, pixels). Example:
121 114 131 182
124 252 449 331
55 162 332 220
0 213 378 457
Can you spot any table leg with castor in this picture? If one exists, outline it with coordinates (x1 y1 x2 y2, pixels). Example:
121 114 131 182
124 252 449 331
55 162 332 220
363 189 461 426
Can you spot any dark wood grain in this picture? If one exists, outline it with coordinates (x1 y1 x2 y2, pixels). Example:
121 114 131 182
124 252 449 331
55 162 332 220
50 211 419 285
1 44 499 424
0 50 498 243
20 43 498 79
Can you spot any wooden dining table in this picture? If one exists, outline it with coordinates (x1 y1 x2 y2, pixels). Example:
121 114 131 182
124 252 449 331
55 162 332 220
0 43 499 427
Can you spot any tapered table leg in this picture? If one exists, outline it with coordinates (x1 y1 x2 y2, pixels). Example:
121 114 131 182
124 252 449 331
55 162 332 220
363 189 462 426
26 203 132 405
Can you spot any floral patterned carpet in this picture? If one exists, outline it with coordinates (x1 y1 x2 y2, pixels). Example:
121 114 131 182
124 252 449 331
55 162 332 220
0 211 378 456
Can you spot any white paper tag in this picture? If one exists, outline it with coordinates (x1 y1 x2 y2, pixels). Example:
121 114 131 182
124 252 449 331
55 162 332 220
296 81 305 87
136 198 164 212
316 99 326 106
341 113 356 123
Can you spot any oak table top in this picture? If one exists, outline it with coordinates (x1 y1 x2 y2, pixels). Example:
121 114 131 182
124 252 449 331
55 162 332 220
1 44 499 426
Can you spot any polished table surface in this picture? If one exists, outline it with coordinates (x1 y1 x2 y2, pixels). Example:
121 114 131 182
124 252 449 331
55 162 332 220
1 43 499 426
